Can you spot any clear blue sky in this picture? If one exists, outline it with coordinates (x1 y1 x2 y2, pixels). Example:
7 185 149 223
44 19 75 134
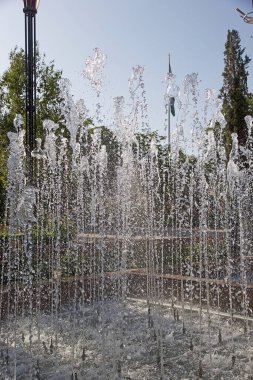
0 0 253 136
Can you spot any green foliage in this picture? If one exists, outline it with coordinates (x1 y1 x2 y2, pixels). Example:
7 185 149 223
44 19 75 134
220 29 251 158
247 93 253 116
134 130 167 174
84 125 120 180
0 46 63 133
0 46 63 221
35 50 63 133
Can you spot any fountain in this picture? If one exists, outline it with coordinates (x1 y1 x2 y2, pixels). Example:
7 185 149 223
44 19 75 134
1 49 253 379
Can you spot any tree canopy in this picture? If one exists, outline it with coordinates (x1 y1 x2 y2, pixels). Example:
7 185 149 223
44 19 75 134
220 29 251 158
0 47 63 220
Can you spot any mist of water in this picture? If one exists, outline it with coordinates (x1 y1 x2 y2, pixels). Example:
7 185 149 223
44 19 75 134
1 52 253 379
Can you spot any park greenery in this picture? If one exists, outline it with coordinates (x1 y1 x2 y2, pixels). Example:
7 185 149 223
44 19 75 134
0 29 252 224
219 29 252 158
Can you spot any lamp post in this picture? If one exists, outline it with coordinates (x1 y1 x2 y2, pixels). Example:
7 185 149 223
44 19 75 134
236 8 253 24
23 0 40 179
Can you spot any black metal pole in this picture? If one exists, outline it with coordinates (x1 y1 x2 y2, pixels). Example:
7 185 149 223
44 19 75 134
23 4 37 181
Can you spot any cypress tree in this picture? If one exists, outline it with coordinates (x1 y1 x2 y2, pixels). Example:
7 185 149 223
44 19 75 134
220 29 251 158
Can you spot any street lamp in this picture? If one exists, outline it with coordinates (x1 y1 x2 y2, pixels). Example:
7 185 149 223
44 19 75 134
23 0 40 11
23 0 40 179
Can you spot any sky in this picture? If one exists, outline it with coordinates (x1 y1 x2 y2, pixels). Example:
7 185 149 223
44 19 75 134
0 0 253 138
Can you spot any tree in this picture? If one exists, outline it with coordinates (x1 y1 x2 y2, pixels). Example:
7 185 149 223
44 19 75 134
220 30 251 156
0 46 63 221
0 46 63 135
220 29 251 158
